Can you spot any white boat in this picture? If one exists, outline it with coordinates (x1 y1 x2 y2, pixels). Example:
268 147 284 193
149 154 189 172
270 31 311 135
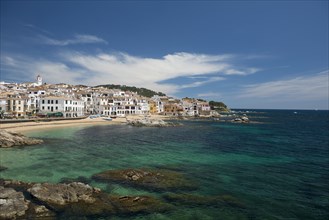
102 117 112 121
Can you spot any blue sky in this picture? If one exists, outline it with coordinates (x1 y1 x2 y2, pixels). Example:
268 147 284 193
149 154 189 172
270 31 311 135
1 0 328 109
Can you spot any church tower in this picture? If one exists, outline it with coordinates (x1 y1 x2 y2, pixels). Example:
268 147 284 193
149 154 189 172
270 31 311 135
36 75 42 86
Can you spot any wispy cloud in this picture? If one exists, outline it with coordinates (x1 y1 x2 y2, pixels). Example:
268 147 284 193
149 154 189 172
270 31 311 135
197 92 222 99
1 51 260 95
181 77 225 89
239 70 329 100
39 34 108 46
22 23 53 35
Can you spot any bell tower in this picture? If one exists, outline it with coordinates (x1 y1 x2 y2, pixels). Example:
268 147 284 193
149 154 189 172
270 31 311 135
36 74 42 86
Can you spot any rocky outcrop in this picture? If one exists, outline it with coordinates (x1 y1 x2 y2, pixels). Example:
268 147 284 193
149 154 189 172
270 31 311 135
27 182 99 211
0 180 171 218
127 118 181 127
92 168 197 191
0 186 30 219
231 114 249 123
0 130 43 148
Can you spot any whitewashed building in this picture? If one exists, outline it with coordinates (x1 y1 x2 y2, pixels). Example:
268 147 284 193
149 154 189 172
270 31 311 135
39 96 85 117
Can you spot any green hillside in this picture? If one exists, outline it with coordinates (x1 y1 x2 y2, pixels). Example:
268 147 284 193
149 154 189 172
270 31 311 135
96 84 166 98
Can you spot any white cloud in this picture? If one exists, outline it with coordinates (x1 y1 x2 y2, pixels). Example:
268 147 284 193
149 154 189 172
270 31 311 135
239 70 329 100
40 34 108 46
62 51 258 94
1 51 260 95
224 67 261 75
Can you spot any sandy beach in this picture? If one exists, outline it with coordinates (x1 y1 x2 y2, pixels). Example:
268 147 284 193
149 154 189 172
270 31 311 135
0 114 171 133
0 117 126 133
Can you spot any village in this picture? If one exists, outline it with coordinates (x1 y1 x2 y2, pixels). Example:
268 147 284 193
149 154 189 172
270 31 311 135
0 75 225 120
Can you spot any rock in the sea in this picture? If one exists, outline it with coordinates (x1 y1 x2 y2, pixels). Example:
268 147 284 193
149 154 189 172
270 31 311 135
109 195 172 214
163 193 246 209
92 168 197 191
0 166 7 172
27 182 99 210
0 130 43 148
127 118 181 127
0 186 30 219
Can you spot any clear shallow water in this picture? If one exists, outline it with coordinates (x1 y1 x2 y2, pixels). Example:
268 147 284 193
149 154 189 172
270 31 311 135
1 110 328 219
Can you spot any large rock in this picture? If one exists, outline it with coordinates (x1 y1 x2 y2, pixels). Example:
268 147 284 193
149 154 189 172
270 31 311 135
0 130 43 148
127 118 181 127
92 168 197 191
0 186 30 219
27 182 99 210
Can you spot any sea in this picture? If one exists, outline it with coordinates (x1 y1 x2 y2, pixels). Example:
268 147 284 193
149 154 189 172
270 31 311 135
1 110 328 220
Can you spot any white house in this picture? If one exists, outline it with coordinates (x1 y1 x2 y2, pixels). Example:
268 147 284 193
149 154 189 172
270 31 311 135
39 96 85 118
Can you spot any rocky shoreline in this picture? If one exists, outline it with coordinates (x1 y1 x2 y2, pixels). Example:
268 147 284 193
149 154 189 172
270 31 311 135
0 167 246 219
0 130 43 148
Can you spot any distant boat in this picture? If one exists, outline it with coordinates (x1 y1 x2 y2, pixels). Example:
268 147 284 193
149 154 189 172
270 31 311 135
102 117 112 121
294 112 298 114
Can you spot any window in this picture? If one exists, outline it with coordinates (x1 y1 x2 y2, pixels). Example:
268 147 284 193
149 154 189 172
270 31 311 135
56 100 58 104
66 100 68 104
56 106 58 110
51 100 54 104
42 100 45 104
42 107 45 110
48 100 50 104
18 101 21 104
48 106 50 110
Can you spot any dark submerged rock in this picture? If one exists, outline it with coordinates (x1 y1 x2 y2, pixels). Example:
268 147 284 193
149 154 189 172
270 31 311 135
0 130 43 148
109 195 172 214
0 166 8 172
163 193 246 209
92 168 198 191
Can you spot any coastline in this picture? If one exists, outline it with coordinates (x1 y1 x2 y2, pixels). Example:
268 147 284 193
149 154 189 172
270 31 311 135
0 114 172 133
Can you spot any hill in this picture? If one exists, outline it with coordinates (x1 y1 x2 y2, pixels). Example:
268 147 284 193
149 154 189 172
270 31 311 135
209 101 230 112
95 84 166 98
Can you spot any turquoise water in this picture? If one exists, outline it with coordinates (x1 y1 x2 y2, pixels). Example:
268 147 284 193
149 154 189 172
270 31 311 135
1 110 328 219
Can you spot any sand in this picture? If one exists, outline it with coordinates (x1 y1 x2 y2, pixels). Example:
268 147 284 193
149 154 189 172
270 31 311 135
0 114 172 133
0 117 126 133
